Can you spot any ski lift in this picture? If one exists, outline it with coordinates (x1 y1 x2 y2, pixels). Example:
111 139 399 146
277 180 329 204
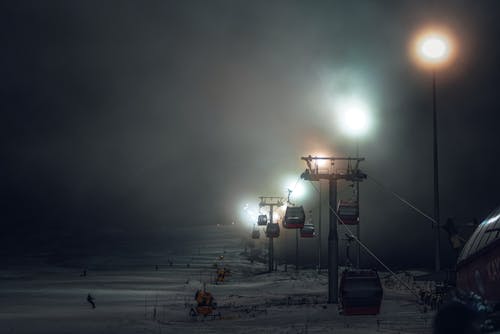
339 269 383 315
300 223 315 238
251 228 260 239
337 200 359 225
283 206 305 229
265 223 280 238
257 214 268 226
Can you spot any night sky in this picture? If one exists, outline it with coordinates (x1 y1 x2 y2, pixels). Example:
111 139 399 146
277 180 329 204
2 1 500 267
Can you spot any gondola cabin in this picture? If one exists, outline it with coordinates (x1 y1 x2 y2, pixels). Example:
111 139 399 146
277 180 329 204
265 223 280 238
257 214 268 226
300 223 315 238
251 229 260 239
457 205 500 305
339 269 383 315
283 206 305 229
337 200 359 225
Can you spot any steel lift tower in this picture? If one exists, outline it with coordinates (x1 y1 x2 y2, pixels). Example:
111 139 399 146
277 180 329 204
258 196 285 272
301 156 366 304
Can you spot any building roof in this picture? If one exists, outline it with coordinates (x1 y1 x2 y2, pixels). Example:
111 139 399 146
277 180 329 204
458 206 500 263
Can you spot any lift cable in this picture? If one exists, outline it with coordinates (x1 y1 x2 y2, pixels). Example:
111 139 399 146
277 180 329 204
306 180 421 300
286 174 304 205
366 175 436 225
289 174 352 203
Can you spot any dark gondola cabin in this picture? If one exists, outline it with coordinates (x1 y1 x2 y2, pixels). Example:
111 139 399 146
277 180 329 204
251 229 260 239
265 223 280 238
283 206 305 229
339 269 383 315
257 214 268 226
457 205 500 305
337 200 359 225
300 223 315 238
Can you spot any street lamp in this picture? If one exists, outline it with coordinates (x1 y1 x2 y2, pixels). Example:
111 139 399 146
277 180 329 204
414 31 453 66
336 96 371 268
413 29 454 272
337 97 372 137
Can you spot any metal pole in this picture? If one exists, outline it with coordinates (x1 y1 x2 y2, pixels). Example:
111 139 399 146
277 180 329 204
433 70 441 272
328 177 338 304
356 140 361 268
284 219 287 272
318 180 322 273
269 206 274 272
295 229 299 271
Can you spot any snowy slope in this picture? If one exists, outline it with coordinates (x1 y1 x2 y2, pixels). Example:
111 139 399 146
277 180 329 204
0 224 434 333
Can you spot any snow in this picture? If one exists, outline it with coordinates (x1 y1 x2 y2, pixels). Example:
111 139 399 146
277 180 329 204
0 225 435 333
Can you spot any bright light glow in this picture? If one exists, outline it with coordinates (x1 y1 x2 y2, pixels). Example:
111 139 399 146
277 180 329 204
315 158 327 168
421 37 447 60
276 205 286 216
412 28 454 67
487 213 500 225
283 177 306 200
336 97 371 136
310 152 329 168
240 202 260 227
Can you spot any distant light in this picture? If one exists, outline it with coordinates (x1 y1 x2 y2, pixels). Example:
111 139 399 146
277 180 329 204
413 29 454 67
315 159 327 168
336 97 371 137
283 177 306 200
240 202 259 227
311 152 329 168
421 37 447 60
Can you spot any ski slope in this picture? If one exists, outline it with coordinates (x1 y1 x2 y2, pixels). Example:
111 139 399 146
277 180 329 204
0 224 434 333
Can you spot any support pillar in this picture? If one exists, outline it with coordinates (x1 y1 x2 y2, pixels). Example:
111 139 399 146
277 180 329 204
268 207 274 272
328 177 338 304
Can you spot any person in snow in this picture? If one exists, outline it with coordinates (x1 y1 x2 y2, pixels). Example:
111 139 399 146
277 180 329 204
87 293 96 309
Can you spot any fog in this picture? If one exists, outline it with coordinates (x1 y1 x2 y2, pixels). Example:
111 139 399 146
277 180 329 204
2 1 500 268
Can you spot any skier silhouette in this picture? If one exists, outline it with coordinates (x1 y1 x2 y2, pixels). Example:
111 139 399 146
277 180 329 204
87 293 96 309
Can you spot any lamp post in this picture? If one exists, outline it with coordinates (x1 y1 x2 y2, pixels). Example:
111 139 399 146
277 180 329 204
414 30 453 273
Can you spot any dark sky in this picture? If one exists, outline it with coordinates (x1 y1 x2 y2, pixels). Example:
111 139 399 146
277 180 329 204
2 0 500 267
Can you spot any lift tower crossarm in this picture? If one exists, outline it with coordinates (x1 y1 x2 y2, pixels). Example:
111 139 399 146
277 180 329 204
258 196 285 208
300 155 366 304
258 196 285 272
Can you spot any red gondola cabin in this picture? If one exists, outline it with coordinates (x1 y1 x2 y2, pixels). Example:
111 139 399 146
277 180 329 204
339 269 383 315
337 200 359 225
283 206 305 229
300 223 315 238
